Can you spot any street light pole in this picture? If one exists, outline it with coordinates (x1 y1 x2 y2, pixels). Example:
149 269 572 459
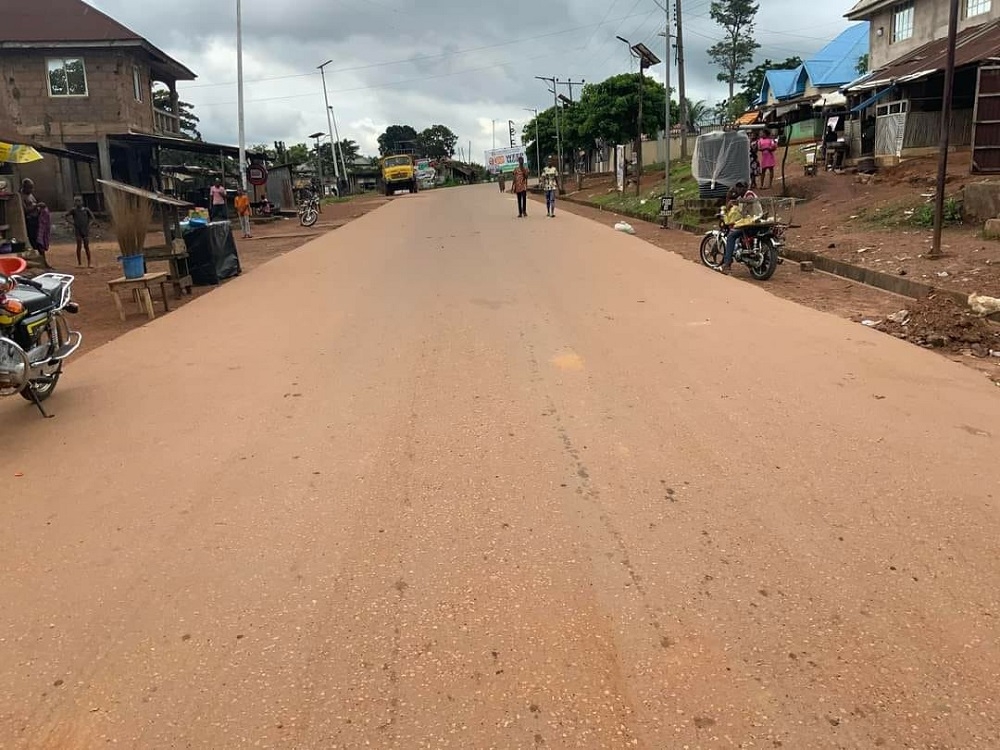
328 105 349 194
523 107 540 175
318 60 340 194
662 0 672 209
236 0 246 190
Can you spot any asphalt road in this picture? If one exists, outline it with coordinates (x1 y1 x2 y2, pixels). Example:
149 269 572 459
3 184 1000 749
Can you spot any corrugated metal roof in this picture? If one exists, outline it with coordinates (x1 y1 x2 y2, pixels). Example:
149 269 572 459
803 23 870 87
848 18 1000 91
0 0 195 80
762 68 804 101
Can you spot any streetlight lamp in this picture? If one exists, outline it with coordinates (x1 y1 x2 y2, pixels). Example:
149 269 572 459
317 60 341 192
523 107 540 176
617 36 660 196
309 131 327 194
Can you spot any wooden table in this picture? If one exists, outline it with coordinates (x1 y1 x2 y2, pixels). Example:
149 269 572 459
144 248 193 298
108 272 170 322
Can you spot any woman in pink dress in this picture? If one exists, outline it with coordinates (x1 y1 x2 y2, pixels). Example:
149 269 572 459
757 129 778 189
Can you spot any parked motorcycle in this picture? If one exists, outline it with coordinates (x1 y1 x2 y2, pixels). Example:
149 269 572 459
0 271 82 417
298 195 320 227
699 209 782 281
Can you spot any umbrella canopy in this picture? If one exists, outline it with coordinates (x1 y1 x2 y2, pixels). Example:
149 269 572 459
0 141 43 164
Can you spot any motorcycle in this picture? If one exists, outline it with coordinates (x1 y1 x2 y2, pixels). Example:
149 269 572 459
699 207 783 281
0 271 82 417
298 195 320 227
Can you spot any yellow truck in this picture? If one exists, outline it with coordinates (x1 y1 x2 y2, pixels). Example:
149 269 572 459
380 154 418 196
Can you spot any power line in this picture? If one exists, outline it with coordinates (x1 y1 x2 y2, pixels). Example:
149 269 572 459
189 47 565 108
184 10 654 90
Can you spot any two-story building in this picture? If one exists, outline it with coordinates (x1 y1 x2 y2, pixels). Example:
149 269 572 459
0 0 237 209
844 0 1000 170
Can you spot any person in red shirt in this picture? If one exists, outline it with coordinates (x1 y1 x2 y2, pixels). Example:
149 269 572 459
510 156 530 218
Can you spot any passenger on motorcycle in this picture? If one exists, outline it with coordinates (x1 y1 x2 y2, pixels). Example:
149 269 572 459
720 182 757 274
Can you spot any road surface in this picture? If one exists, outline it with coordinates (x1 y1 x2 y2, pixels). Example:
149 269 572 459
3 185 1000 749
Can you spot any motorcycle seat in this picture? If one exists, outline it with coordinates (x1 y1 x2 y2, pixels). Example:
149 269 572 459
7 286 53 315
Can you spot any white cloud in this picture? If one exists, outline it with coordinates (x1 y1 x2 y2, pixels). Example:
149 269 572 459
88 0 857 159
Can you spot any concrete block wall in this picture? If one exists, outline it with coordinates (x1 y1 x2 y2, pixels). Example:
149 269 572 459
0 49 154 141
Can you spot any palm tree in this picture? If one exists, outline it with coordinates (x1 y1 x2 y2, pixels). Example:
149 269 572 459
684 98 710 133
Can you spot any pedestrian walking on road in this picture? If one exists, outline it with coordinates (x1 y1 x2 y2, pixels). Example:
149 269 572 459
541 156 560 217
209 179 227 222
234 189 252 239
65 195 96 267
511 156 529 217
498 171 506 193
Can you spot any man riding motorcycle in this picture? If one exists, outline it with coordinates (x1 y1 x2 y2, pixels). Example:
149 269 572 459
720 182 759 275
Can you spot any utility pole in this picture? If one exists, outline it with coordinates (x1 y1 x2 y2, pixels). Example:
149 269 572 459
931 0 959 258
675 0 687 159
656 0 674 208
318 60 340 193
492 119 496 151
236 0 246 190
554 78 585 103
535 76 562 174
309 132 326 193
508 120 516 149
524 107 541 174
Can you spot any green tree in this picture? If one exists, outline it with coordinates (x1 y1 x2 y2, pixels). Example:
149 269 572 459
152 87 202 140
378 125 419 155
740 56 802 104
521 107 560 170
574 73 677 147
684 98 711 131
857 53 869 75
707 0 761 101
417 125 458 159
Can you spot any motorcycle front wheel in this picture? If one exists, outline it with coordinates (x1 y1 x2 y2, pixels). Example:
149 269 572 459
300 208 318 227
748 238 779 281
699 234 724 269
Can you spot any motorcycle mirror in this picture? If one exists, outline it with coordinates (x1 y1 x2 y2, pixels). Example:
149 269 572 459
0 273 13 293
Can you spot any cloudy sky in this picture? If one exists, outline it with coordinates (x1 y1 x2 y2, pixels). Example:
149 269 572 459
88 0 855 160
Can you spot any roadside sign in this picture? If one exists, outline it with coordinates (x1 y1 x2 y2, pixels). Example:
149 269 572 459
660 195 674 216
247 164 268 186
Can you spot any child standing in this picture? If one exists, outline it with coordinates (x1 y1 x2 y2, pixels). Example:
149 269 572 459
65 196 96 267
757 129 778 189
234 189 252 239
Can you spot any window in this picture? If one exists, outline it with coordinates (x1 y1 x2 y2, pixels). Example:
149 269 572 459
133 66 143 101
966 0 991 17
891 1 915 43
47 58 88 96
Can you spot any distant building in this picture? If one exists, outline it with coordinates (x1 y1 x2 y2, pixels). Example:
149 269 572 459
0 0 237 209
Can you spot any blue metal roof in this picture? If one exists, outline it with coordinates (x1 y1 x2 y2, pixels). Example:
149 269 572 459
803 23 870 87
760 68 804 102
755 23 870 106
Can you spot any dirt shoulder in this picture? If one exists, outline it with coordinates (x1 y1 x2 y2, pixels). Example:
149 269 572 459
539 191 1000 385
35 194 389 352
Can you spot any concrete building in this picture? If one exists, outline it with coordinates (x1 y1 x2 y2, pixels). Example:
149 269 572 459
844 0 1000 170
847 0 999 70
0 0 236 209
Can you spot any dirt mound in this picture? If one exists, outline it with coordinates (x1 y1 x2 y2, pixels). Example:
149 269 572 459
875 294 1000 355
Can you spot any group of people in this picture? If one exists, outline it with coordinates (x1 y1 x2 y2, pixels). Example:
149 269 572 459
749 129 778 190
500 155 560 218
19 178 97 269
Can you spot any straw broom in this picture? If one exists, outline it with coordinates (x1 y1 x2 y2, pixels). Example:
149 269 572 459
102 185 153 257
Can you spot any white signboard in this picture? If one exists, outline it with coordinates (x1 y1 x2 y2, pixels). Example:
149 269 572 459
616 145 625 192
485 146 526 174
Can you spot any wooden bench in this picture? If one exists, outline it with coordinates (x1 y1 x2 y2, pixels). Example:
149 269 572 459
108 272 170 322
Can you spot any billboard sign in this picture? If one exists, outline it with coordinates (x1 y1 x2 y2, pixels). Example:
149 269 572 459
485 146 526 174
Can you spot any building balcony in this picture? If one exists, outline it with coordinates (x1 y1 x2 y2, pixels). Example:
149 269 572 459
154 107 181 135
